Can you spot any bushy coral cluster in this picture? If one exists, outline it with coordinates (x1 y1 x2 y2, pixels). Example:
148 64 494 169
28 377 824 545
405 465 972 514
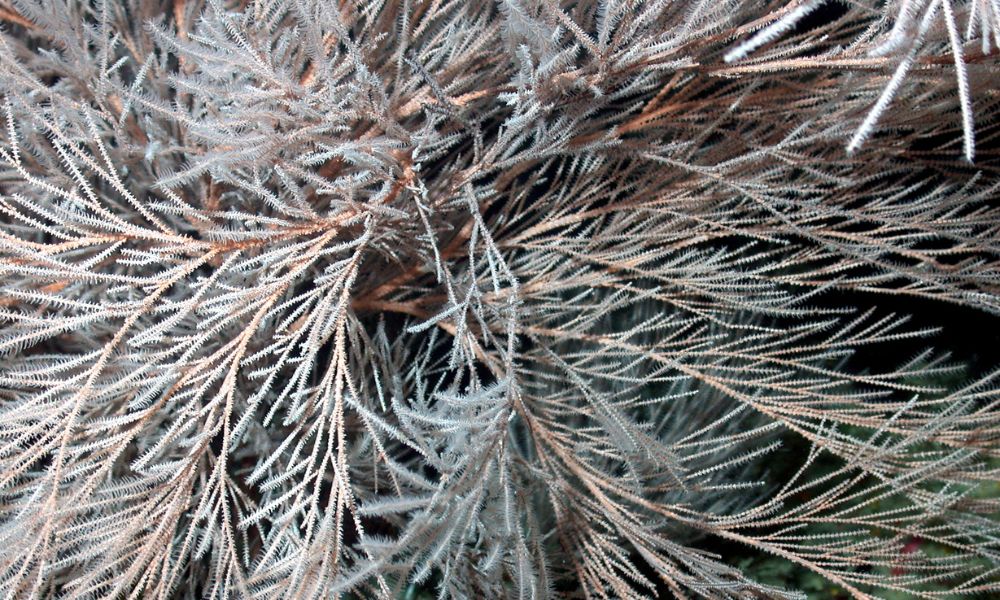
0 1 998 598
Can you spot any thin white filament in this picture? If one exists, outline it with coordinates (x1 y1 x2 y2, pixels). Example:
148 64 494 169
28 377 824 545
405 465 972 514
942 0 976 162
848 0 941 155
725 0 825 63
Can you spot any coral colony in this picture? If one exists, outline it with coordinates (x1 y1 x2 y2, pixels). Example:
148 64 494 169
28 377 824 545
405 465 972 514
0 1 998 598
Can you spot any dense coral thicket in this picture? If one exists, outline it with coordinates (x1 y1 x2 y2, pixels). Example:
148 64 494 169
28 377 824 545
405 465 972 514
0 0 999 598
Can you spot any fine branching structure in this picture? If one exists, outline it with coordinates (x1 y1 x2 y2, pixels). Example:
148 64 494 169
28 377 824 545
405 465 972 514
1 0 999 598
